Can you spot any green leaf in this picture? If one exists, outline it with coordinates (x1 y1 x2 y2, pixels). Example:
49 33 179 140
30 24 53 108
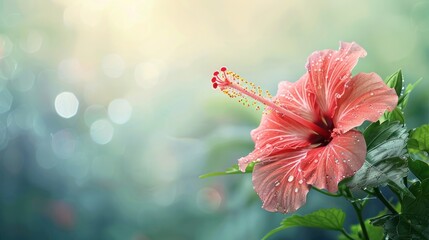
262 208 345 240
347 121 409 194
404 179 429 215
408 124 429 161
409 160 429 181
199 162 254 179
384 70 403 96
339 219 384 240
371 179 429 239
381 107 405 123
398 78 421 110
407 138 420 152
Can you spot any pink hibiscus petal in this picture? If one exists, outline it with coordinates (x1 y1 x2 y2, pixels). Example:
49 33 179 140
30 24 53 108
303 130 366 192
276 74 320 122
252 150 310 213
333 72 398 134
306 42 367 117
238 108 314 171
238 76 325 171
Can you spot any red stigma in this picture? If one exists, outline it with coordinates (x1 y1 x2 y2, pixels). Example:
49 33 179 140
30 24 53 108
209 66 272 111
210 67 231 90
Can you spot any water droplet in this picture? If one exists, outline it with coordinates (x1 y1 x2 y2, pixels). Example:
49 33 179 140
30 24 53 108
294 188 299 193
274 180 280 187
288 176 294 182
335 93 341 98
298 179 303 184
370 92 374 96
314 159 319 163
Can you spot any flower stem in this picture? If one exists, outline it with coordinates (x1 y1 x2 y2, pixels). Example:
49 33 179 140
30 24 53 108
387 185 403 205
373 188 398 214
311 186 342 197
344 189 369 240
341 228 356 240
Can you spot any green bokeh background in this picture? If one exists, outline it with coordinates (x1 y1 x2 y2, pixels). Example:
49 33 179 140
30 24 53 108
0 0 428 239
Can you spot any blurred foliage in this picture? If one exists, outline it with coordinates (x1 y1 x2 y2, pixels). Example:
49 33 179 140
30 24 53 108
0 0 428 239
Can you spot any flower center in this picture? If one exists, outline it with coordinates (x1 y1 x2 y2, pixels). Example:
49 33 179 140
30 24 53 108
308 115 335 146
211 67 332 140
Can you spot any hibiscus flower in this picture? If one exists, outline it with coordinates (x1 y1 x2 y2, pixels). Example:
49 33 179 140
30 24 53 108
211 42 398 213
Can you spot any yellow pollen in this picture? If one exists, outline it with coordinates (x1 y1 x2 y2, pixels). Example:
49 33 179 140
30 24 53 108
216 69 273 111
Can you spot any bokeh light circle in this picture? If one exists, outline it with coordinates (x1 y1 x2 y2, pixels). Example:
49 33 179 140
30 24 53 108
90 119 114 144
55 92 79 118
20 30 44 54
51 129 76 159
196 187 222 213
108 99 132 124
12 68 35 92
0 35 14 59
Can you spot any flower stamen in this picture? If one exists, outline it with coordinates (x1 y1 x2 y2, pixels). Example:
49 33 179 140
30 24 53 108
211 67 331 139
212 67 270 109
